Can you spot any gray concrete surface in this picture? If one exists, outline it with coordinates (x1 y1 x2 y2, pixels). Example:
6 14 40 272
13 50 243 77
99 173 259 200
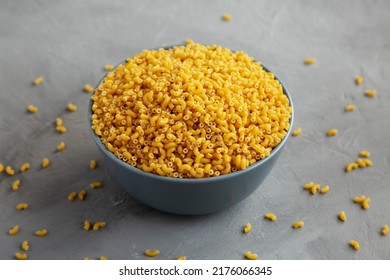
0 0 389 260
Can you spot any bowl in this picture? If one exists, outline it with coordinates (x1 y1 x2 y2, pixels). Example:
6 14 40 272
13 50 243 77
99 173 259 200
89 57 294 215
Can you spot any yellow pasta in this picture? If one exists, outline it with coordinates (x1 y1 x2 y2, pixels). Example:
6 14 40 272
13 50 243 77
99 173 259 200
11 179 21 191
345 162 358 172
15 252 27 260
78 190 87 201
27 105 38 113
326 129 338 137
57 141 66 151
0 163 3 172
104 64 114 71
93 221 106 231
90 160 97 169
355 75 363 85
310 184 320 195
8 225 20 235
42 157 50 168
90 181 103 189
100 256 108 260
293 221 304 229
362 158 373 166
21 240 29 251
245 251 258 260
176 256 187 260
56 118 63 126
344 104 356 112
362 197 370 210
292 127 301 136
356 158 366 168
382 224 389 236
56 125 67 133
264 212 277 221
84 220 91 231
145 249 160 257
35 229 48 237
222 13 232 21
349 240 360 250
243 223 251 234
353 195 366 203
68 191 77 201
67 103 77 112
338 211 346 222
84 84 94 93
304 58 316 65
20 163 30 172
359 150 370 158
364 89 376 97
320 185 330 194
16 203 29 210
33 76 44 85
303 181 314 190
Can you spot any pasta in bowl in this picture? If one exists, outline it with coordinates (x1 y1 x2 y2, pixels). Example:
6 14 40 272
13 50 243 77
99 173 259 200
89 42 293 214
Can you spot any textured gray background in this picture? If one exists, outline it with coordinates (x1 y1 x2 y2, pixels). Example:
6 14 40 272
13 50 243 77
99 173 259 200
0 0 389 260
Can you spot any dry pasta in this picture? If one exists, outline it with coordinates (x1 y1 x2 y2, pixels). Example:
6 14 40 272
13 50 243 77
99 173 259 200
176 256 187 260
320 185 330 194
245 251 258 260
364 89 376 97
353 195 366 203
292 127 301 136
359 150 370 158
84 220 91 231
222 13 232 21
0 163 3 172
104 64 114 71
145 249 160 257
344 104 356 112
27 105 38 113
15 252 27 260
90 160 97 169
8 225 20 235
100 256 108 260
345 162 358 172
84 84 94 93
68 191 77 201
355 75 363 85
338 211 346 222
243 223 251 234
33 76 44 85
5 166 15 175
304 58 316 65
16 203 29 210
350 240 360 250
90 181 103 189
382 224 389 236
35 229 48 237
361 197 370 210
93 221 106 231
264 212 277 221
57 141 66 151
21 240 29 251
326 129 338 137
78 190 87 201
42 158 50 168
293 221 304 229
91 43 292 178
20 163 30 172
67 103 77 112
11 179 21 191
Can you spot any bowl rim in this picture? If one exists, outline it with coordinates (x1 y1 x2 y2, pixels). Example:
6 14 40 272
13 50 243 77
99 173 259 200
88 47 294 184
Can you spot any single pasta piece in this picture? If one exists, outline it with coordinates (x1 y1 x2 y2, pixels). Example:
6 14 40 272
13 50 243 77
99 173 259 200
27 105 38 113
326 129 338 137
104 64 114 71
293 221 304 229
356 158 366 168
90 160 97 169
345 162 358 172
15 252 27 260
264 212 277 221
320 185 330 194
56 126 67 133
20 163 30 172
145 249 160 257
57 141 66 151
382 224 389 236
245 251 258 260
310 184 320 195
176 256 187 260
5 166 15 175
362 159 373 167
56 118 63 126
243 223 251 234
42 158 50 168
353 195 366 203
184 38 193 44
361 197 370 210
16 203 29 210
344 104 356 112
355 75 363 85
33 76 44 85
11 179 21 191
84 84 94 93
359 150 371 158
100 256 108 260
303 181 314 190
338 211 347 222
35 229 48 237
222 13 232 21
349 240 360 250
292 127 301 136
0 163 3 172
90 181 103 189
67 103 77 112
93 221 106 231
68 191 77 201
83 258 93 260
21 240 29 251
84 220 91 231
304 58 316 65
364 89 376 97
78 190 87 201
8 225 20 235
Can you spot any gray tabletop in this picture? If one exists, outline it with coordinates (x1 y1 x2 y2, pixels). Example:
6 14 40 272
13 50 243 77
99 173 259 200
1 0 389 260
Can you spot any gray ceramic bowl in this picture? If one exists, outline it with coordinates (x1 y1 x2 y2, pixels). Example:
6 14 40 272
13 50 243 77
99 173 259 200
89 60 293 215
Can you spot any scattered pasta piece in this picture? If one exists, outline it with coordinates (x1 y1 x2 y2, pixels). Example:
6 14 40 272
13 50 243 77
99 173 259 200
56 126 67 133
68 191 77 201
90 181 103 189
356 158 366 168
15 252 27 260
292 127 301 136
382 224 389 236
11 179 21 191
104 64 114 71
33 76 44 85
8 225 20 235
21 240 29 251
355 75 363 85
350 240 360 250
362 158 373 166
353 195 366 203
176 256 187 260
243 223 251 234
303 181 314 190
78 190 87 201
345 162 358 172
100 256 108 260
27 105 38 113
364 89 376 97
145 249 160 257
93 221 106 231
20 163 30 172
184 38 193 45
361 197 370 210
310 184 320 195
338 211 347 222
326 129 338 137
35 229 48 237
57 141 66 151
16 203 29 210
84 220 91 231
264 212 277 221
90 160 97 169
293 221 304 229
359 150 371 158
344 104 356 112
84 84 94 93
5 166 15 176
42 158 50 168
56 118 63 126
320 185 330 194
222 13 232 21
304 58 316 65
245 251 258 260
0 163 3 172
67 103 77 112
84 258 93 260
